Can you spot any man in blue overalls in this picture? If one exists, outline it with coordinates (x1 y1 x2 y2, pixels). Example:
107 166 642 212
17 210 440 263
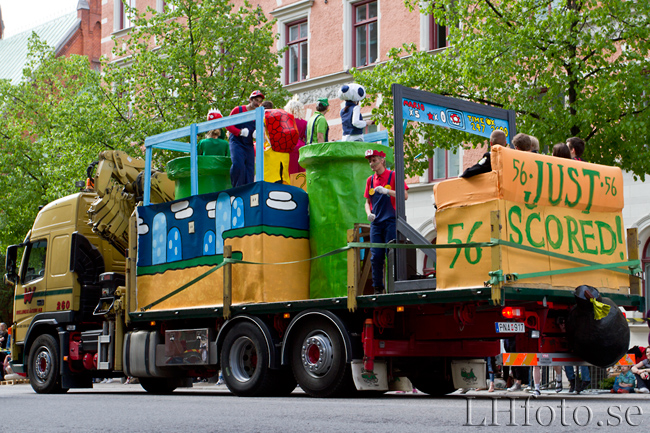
364 149 409 294
226 90 265 187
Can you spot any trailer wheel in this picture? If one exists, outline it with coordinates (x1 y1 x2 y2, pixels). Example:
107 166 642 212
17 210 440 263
290 319 353 398
28 334 64 394
221 321 288 397
139 377 178 394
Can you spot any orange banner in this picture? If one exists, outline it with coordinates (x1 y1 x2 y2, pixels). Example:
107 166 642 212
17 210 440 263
434 147 629 291
493 146 624 213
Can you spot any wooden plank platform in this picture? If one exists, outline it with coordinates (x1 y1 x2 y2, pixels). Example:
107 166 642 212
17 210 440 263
1 378 30 385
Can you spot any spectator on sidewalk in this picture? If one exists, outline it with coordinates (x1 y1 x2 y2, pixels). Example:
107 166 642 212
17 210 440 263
565 365 591 394
631 347 650 393
613 365 636 393
486 357 496 392
0 323 9 381
0 322 8 349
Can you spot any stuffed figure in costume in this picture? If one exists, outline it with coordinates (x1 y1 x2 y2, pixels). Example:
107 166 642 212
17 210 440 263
339 83 374 142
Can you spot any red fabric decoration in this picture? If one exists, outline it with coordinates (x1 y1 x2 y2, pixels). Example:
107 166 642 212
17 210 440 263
265 109 299 153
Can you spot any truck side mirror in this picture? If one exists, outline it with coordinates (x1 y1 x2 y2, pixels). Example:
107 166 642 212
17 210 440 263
4 244 19 285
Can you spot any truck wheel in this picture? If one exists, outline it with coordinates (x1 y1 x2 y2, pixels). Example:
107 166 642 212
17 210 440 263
290 319 353 398
139 377 178 394
221 321 283 397
28 334 64 394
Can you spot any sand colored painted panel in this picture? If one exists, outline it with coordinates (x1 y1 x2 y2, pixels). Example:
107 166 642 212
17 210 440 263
133 182 310 312
434 147 628 292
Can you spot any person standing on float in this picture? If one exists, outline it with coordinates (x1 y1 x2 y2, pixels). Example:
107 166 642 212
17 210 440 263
226 90 265 187
364 149 408 294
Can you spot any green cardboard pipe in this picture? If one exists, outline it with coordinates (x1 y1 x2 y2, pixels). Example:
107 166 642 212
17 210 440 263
166 156 232 198
300 142 394 299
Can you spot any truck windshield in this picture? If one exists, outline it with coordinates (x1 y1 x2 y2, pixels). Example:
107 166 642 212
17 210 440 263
23 240 47 284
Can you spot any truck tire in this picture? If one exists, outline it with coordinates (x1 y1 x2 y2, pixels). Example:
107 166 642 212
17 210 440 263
221 321 292 397
28 334 65 394
139 377 178 394
290 319 353 398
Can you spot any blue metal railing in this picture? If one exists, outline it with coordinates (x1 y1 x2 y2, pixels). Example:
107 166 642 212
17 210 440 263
142 108 265 205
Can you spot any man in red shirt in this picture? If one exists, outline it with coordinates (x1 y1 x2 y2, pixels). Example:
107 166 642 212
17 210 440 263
364 149 409 294
226 90 265 187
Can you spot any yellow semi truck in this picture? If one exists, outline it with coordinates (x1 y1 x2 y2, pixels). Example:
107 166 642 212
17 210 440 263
4 86 643 396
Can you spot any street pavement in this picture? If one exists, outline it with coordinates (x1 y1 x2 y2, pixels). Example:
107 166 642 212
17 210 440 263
3 381 650 432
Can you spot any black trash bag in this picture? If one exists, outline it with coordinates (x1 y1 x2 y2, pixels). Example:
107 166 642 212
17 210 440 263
566 285 630 368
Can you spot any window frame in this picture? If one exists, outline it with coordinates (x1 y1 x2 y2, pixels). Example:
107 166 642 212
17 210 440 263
21 239 48 285
428 13 448 50
428 147 462 182
270 0 314 86
157 0 176 13
422 238 437 277
352 0 379 68
114 0 135 32
285 19 309 85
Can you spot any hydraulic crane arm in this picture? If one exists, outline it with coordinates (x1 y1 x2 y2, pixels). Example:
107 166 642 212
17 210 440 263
87 150 175 255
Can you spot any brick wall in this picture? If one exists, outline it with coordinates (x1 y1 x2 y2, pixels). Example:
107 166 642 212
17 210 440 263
57 0 102 70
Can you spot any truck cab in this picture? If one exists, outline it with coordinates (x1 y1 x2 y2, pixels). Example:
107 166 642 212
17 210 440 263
5 192 124 390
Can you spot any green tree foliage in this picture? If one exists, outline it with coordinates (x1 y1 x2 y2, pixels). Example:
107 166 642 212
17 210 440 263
0 36 131 254
103 0 289 139
353 0 650 178
0 0 286 256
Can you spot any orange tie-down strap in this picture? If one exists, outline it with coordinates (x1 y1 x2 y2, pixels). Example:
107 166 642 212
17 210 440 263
501 353 635 367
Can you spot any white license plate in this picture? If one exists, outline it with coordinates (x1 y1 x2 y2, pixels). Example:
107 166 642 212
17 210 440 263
495 322 525 333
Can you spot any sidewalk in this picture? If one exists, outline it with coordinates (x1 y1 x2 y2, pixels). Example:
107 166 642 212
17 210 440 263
451 388 650 399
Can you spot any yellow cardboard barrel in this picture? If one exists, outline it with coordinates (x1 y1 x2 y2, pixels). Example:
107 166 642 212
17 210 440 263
433 146 627 292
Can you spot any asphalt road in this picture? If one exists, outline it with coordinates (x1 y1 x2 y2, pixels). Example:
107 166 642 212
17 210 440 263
2 382 650 432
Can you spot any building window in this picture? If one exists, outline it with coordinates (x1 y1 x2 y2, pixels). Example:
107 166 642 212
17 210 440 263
157 0 176 13
353 1 378 67
115 0 135 31
364 123 377 135
429 147 461 181
422 239 437 277
429 14 447 49
286 20 308 84
270 0 314 85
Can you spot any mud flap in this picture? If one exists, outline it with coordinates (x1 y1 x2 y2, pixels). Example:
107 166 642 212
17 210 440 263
351 360 388 391
451 359 487 389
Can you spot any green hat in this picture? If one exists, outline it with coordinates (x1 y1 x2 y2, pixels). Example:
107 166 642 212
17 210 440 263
317 98 329 107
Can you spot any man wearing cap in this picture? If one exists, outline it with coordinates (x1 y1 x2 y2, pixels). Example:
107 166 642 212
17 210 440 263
226 90 265 187
364 149 409 294
306 98 330 144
